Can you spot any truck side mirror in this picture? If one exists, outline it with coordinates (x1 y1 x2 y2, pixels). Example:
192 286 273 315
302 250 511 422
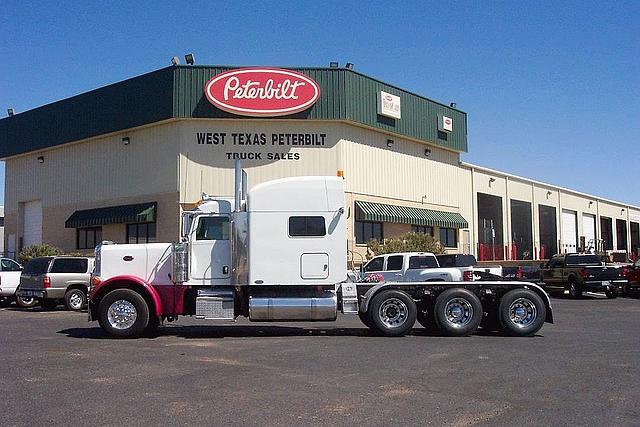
181 213 193 239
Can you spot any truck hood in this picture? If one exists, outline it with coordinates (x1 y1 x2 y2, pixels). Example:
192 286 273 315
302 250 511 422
98 243 173 285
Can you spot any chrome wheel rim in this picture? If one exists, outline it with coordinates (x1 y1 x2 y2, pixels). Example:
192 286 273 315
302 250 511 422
69 292 83 309
107 299 137 330
444 298 474 327
18 296 35 305
378 298 408 328
509 298 537 328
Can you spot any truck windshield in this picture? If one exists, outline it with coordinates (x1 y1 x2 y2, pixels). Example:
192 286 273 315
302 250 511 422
24 257 52 274
408 256 439 269
566 254 601 265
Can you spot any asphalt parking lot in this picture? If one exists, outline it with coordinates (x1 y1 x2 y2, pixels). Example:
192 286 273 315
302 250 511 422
1 294 639 427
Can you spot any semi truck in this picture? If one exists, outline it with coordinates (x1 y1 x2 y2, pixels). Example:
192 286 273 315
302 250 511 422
88 162 553 338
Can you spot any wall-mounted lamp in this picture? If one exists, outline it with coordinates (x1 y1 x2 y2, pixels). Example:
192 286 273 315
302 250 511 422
489 177 496 183
421 195 428 204
171 56 180 65
37 156 45 163
547 190 552 199
7 108 15 117
386 139 394 147
329 61 339 68
621 208 626 214
122 136 130 145
589 201 594 207
345 62 354 70
449 102 457 108
424 148 432 157
184 53 195 65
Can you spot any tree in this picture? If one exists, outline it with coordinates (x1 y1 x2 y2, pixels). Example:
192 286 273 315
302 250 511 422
18 244 63 266
366 232 445 258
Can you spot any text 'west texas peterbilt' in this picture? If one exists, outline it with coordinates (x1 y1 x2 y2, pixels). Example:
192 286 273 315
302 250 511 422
88 162 553 338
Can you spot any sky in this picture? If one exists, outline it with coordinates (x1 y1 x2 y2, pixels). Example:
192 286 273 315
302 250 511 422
1 0 639 206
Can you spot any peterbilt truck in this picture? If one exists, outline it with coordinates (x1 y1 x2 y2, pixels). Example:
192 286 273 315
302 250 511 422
88 162 553 338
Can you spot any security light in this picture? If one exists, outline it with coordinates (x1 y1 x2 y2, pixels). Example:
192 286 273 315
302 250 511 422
424 148 432 157
122 136 130 145
171 56 180 65
7 108 15 117
37 156 44 163
386 139 394 147
185 53 195 65
345 62 354 70
450 102 457 108
329 62 339 68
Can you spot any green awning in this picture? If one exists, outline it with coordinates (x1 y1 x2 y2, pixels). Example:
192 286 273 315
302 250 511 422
65 202 157 228
355 200 468 229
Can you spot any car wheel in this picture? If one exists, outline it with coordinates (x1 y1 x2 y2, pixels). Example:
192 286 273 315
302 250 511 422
605 289 618 299
498 289 546 337
368 289 417 337
433 288 482 336
98 289 150 338
568 280 582 298
64 289 87 311
15 295 37 308
0 297 10 308
41 299 59 310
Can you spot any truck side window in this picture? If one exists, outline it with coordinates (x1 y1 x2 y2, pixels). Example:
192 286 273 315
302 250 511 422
288 216 326 237
385 255 404 271
363 257 384 272
408 256 438 269
196 216 230 240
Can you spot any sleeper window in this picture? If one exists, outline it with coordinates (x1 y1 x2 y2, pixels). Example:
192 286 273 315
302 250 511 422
288 216 326 237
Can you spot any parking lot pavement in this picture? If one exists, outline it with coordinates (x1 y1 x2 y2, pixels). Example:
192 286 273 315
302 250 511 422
1 295 639 427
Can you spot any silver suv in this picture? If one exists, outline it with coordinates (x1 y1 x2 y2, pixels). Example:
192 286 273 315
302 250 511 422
17 256 94 311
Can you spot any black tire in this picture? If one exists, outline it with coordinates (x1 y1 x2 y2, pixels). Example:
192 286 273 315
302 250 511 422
64 288 87 311
433 288 482 336
568 279 582 298
368 289 417 337
498 289 546 337
358 310 374 329
40 299 58 310
15 295 37 308
0 297 10 308
605 289 618 299
98 289 149 338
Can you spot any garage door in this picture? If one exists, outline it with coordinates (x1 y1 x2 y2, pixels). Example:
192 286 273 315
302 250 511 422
23 200 42 246
562 209 577 253
582 213 596 252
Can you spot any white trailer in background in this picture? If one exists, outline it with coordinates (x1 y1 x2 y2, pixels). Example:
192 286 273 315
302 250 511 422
88 162 553 338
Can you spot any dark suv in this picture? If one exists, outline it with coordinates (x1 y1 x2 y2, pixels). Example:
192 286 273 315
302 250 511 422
17 256 94 311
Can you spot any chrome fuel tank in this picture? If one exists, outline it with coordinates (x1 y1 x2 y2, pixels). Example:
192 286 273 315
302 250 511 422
248 292 337 321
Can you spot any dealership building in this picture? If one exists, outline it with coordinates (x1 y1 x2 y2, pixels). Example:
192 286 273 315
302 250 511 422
1 64 638 262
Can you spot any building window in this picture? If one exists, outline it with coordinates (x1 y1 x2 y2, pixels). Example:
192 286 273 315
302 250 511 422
412 225 433 235
288 216 326 237
439 228 457 247
355 221 383 244
77 227 102 250
127 222 157 244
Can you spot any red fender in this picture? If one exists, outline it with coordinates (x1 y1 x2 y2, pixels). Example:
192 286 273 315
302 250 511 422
90 275 164 316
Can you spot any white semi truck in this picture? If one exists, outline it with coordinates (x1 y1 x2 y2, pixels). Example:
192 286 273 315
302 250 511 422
88 162 553 338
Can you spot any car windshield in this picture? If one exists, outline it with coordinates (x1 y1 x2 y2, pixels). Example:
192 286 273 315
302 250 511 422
24 257 52 274
566 254 601 265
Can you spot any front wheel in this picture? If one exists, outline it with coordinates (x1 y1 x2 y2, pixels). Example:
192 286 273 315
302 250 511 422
98 289 150 338
498 289 546 337
15 295 37 308
368 289 417 337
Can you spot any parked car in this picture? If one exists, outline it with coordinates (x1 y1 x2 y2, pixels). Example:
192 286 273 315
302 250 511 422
360 252 471 282
540 253 626 298
436 254 503 279
17 256 94 311
0 258 37 308
621 258 640 295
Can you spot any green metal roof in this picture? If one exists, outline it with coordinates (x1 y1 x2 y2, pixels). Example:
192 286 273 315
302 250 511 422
0 66 467 158
355 200 468 229
65 202 157 228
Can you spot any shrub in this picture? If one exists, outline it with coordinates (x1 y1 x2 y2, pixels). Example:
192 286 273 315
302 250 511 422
18 244 63 265
366 232 445 258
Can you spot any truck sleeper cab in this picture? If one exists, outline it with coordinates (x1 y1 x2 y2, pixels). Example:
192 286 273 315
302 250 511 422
88 162 553 338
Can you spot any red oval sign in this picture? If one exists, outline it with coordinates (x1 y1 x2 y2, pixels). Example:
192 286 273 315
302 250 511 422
204 68 320 117
445 118 451 125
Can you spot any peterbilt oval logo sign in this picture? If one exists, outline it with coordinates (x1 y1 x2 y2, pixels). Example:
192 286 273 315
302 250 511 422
204 68 320 117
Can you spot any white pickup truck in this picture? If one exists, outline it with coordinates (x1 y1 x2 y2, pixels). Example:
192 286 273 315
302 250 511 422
360 252 472 282
436 254 503 279
0 258 37 308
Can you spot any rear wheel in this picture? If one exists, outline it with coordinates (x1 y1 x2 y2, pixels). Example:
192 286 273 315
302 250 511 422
498 289 546 337
15 295 37 308
433 288 482 336
568 280 582 298
605 289 618 299
368 289 417 337
98 289 149 338
40 299 58 310
64 288 87 311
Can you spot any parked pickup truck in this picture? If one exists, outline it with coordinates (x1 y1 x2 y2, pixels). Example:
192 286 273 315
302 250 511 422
436 254 503 279
361 252 472 282
620 257 640 295
18 256 94 311
0 258 37 308
540 253 626 298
